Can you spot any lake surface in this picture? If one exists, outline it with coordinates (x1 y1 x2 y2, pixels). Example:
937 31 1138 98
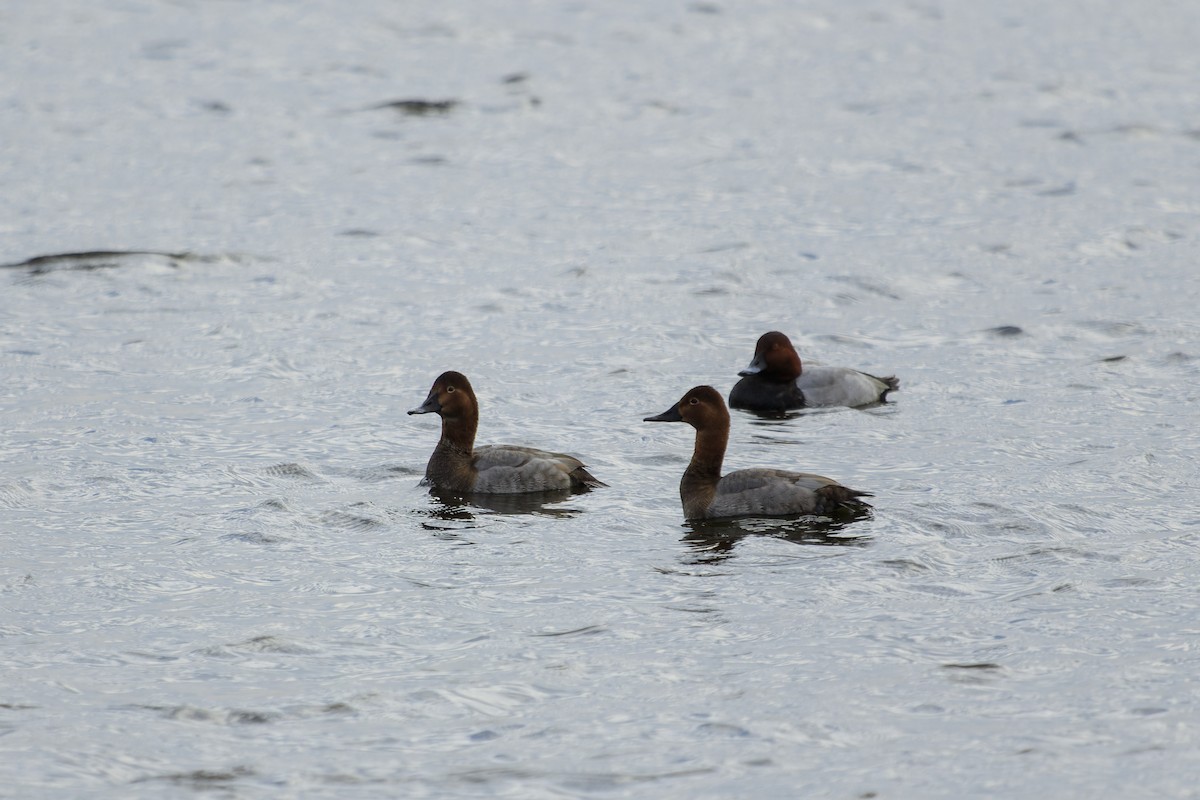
3 1 1199 797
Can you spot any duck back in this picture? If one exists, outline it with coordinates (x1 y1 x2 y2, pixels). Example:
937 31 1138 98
701 468 872 519
796 366 897 407
472 445 606 493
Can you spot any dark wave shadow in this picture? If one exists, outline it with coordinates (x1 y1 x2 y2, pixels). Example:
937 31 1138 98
368 98 460 116
1 249 240 275
681 510 873 563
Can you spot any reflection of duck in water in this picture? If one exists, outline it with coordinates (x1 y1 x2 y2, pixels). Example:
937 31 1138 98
680 515 872 563
729 331 898 412
409 371 606 494
644 386 872 521
424 487 584 521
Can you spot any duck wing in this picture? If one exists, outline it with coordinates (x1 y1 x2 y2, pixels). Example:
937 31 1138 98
796 366 896 407
472 445 605 493
708 468 871 518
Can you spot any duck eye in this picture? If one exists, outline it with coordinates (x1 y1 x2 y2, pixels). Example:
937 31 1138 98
688 397 699 405
445 385 456 393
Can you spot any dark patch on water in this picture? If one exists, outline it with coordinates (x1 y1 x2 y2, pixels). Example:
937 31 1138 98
344 464 416 483
696 721 752 737
1078 320 1147 337
879 558 931 573
942 663 1005 684
828 275 902 300
0 250 223 275
133 766 255 787
843 101 881 115
470 729 501 741
1108 123 1161 138
144 704 283 725
530 625 607 638
140 39 188 61
262 462 319 480
1036 181 1077 197
197 635 319 658
988 325 1025 337
232 635 316 655
229 710 280 725
320 508 386 530
372 98 460 116
198 99 232 114
556 767 717 791
942 662 1003 671
222 530 289 545
698 241 750 254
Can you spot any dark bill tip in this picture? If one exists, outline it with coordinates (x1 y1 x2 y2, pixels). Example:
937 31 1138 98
408 397 441 415
738 361 763 377
644 406 683 423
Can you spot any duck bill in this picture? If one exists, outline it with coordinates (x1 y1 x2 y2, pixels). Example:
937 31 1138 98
737 356 765 377
407 393 441 415
643 405 683 423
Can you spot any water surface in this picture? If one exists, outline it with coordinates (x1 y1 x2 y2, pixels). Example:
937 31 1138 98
2 1 1199 797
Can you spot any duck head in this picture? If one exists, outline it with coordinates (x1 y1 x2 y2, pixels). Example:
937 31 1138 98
644 385 729 430
408 370 478 420
738 331 802 381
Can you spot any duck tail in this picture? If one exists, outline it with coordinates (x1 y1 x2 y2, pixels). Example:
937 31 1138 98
817 485 874 514
869 373 899 400
570 466 608 490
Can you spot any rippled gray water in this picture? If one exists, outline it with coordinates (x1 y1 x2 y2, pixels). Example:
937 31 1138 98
3 1 1200 797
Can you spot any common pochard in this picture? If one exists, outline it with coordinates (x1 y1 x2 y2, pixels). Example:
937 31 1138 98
728 331 898 411
644 385 872 520
409 371 606 494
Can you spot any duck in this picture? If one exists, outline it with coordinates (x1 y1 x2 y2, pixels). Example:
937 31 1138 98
408 371 606 494
644 385 872 521
728 331 898 412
